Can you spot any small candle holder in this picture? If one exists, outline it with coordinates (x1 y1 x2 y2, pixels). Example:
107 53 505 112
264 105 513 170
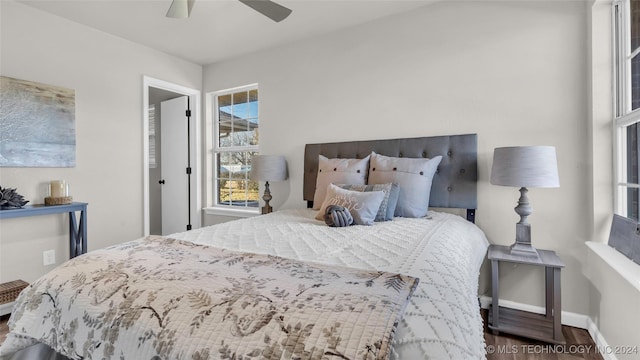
44 180 72 206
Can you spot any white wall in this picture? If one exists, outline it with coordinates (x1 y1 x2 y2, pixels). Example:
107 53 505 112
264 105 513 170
203 0 591 315
587 244 640 360
0 1 202 282
585 1 640 356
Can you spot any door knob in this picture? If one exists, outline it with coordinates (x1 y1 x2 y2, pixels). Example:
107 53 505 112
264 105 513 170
159 180 165 184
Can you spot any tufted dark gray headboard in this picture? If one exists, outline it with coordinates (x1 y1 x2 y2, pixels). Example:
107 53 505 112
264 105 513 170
304 134 478 222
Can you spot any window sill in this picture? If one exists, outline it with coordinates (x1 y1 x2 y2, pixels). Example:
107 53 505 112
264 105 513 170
204 207 259 218
586 241 640 293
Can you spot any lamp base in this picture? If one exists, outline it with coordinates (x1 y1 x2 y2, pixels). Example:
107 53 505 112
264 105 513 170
509 222 541 261
509 242 541 260
261 206 273 214
261 181 273 214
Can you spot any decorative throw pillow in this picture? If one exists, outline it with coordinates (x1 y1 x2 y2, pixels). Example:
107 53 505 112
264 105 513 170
315 183 385 225
312 155 370 209
323 205 354 227
368 152 442 218
339 183 400 221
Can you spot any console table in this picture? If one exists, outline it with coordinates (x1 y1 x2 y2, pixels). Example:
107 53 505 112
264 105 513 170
0 202 88 258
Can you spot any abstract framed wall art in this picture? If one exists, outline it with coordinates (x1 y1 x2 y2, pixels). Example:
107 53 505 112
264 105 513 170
0 76 76 167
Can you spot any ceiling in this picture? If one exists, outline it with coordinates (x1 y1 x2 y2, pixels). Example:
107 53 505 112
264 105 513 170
19 0 435 65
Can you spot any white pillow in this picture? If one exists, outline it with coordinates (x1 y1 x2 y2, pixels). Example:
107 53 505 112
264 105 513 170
312 155 370 209
368 152 442 218
337 183 400 222
315 183 385 225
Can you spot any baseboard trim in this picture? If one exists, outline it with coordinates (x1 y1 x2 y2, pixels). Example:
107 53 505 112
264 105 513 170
587 317 620 360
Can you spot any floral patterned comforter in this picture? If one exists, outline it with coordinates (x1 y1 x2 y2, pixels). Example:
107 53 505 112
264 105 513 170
170 209 490 359
0 236 418 360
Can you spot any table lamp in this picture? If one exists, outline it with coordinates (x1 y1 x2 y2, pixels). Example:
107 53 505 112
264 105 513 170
250 155 288 214
490 146 560 259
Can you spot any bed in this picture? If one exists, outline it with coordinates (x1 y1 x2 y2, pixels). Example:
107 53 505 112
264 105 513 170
0 134 489 360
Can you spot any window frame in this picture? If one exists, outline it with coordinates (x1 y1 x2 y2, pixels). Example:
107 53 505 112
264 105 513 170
205 84 260 217
614 0 640 220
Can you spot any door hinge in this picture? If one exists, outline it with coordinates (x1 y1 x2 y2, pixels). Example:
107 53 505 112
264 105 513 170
185 109 191 117
186 167 192 175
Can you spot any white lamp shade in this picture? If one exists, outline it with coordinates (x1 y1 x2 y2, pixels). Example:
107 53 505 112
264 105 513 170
250 155 288 182
490 146 560 188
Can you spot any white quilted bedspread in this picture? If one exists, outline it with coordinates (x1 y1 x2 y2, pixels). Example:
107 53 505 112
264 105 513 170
170 209 489 359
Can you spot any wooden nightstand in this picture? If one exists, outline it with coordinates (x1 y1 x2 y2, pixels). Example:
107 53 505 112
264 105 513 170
488 244 566 344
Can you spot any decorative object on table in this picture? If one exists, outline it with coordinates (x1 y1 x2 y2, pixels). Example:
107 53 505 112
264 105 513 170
490 146 560 260
44 180 72 206
0 76 75 168
0 186 29 209
0 279 29 305
249 155 288 214
323 204 354 227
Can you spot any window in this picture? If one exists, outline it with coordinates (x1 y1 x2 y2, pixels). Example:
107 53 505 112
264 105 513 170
211 85 259 212
614 0 640 220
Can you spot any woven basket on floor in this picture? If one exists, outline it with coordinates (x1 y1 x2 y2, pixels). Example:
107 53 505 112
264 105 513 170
0 280 29 305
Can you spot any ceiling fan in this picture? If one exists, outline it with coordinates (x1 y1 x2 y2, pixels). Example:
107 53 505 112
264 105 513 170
166 0 292 22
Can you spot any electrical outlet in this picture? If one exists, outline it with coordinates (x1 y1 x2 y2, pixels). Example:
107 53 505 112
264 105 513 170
43 250 55 266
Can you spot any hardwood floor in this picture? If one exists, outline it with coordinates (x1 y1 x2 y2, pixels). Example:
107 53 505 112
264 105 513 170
0 310 604 360
482 310 604 360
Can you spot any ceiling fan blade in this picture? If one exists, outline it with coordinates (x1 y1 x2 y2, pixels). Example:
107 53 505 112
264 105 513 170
238 0 292 22
166 0 195 19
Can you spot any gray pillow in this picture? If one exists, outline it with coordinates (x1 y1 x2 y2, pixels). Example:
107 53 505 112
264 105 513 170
312 155 370 209
339 183 400 221
315 183 385 225
368 152 442 218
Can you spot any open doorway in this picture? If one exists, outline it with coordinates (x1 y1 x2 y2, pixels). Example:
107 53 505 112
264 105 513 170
143 76 201 236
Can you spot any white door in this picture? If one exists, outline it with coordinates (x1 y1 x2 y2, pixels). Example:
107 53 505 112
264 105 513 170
161 96 190 235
